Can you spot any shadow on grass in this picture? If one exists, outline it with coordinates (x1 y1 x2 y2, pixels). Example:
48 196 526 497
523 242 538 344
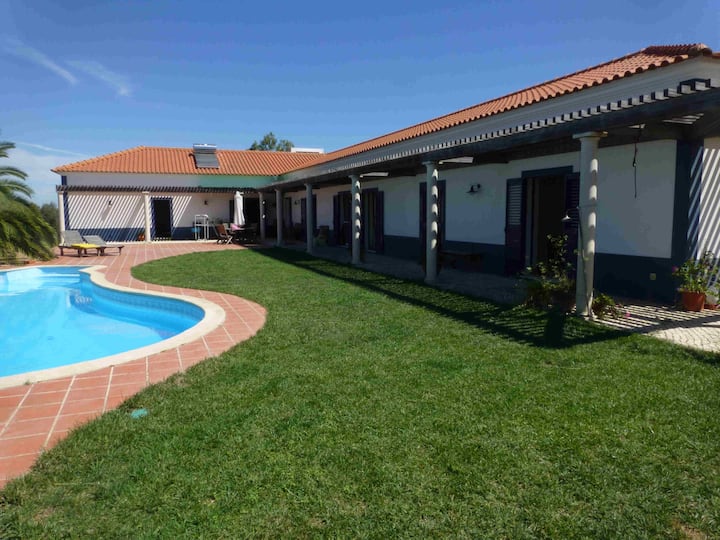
254 247 629 350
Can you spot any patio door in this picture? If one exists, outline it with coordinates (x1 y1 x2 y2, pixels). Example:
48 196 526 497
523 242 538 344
300 195 317 242
151 198 172 240
362 188 384 253
332 191 352 246
504 169 578 275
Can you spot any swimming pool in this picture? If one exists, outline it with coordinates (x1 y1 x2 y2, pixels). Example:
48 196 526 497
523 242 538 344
0 266 224 386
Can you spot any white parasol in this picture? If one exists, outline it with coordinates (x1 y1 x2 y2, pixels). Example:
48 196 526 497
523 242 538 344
234 191 245 226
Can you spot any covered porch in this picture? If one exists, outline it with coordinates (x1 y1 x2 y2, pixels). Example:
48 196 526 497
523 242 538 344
262 72 720 317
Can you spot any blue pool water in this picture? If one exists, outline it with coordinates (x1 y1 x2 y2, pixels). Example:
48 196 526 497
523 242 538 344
0 267 204 378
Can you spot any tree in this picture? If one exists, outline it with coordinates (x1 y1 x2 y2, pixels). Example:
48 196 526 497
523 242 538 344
0 141 56 261
248 132 293 152
40 202 59 241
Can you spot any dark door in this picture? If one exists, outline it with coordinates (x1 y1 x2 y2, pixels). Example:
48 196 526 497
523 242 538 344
333 191 352 246
283 197 293 238
504 178 526 274
244 197 260 226
362 188 384 253
419 180 446 264
300 195 317 242
151 198 172 239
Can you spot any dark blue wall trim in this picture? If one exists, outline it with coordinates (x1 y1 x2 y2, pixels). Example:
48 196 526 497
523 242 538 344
384 235 507 274
442 240 506 274
384 235 421 261
73 226 202 242
595 253 675 303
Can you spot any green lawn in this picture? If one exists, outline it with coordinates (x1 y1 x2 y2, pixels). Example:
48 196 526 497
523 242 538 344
2 248 719 538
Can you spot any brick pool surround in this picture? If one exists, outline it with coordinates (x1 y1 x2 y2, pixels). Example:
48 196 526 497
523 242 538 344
0 265 227 389
0 242 267 487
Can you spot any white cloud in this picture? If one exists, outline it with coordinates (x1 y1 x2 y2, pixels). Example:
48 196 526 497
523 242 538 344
14 141 88 157
4 146 89 205
68 60 132 97
3 38 78 85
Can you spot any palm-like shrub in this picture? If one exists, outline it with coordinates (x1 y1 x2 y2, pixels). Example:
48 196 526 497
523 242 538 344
0 141 55 261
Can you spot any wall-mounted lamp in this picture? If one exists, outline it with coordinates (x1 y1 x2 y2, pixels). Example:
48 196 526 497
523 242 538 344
561 207 579 223
107 199 112 206
203 200 208 205
293 200 300 205
467 183 482 195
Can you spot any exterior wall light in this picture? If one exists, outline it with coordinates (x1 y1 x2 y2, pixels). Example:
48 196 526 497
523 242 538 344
107 199 112 206
467 183 482 194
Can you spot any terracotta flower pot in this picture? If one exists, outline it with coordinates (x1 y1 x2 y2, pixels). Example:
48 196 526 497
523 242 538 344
681 291 705 312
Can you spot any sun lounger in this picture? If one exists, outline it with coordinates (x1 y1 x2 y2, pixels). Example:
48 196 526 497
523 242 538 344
59 231 101 256
82 235 125 255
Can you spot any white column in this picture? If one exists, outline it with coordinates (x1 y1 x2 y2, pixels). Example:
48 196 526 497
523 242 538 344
275 188 283 246
351 174 361 264
142 191 152 243
56 190 66 242
424 161 439 284
259 192 266 242
573 131 607 318
305 183 314 254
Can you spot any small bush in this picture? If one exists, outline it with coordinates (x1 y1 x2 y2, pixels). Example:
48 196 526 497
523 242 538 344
524 234 575 313
591 292 622 319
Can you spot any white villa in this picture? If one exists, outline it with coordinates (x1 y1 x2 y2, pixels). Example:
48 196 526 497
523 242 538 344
54 43 720 310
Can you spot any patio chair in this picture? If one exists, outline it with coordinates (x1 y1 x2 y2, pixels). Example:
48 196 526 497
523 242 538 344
82 235 125 255
59 230 101 257
215 224 233 244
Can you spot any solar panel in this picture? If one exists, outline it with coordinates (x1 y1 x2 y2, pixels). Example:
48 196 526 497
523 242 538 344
193 144 220 168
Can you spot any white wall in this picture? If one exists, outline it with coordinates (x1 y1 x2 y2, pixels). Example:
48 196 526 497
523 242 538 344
594 140 676 258
67 192 241 229
306 140 677 258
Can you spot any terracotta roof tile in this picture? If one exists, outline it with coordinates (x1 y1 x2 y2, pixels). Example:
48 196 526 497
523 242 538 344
54 44 716 178
53 146 322 175
290 43 716 171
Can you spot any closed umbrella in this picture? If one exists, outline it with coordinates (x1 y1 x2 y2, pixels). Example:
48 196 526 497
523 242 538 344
234 191 245 226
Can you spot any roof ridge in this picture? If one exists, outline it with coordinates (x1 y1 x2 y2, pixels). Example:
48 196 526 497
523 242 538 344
299 42 714 169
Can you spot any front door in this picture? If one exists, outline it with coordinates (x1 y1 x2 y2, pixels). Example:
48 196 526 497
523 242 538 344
151 198 172 240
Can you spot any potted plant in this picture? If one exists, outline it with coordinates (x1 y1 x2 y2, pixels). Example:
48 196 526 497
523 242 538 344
672 251 718 311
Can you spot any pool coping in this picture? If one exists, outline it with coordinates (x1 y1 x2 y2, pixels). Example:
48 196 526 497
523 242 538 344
0 265 226 389
0 242 267 488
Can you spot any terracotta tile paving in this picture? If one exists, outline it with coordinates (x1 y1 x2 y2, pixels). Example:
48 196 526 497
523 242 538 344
0 242 267 488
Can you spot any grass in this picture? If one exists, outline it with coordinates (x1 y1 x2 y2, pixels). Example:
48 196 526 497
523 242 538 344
2 247 720 538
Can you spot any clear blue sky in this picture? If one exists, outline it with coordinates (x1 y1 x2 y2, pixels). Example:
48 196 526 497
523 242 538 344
2 0 718 203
